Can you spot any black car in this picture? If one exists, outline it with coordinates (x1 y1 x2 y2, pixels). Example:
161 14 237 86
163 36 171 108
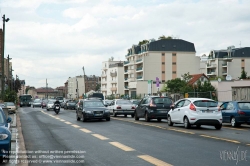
76 99 110 122
64 100 77 110
134 96 173 122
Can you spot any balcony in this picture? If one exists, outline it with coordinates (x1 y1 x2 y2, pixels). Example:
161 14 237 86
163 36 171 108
124 61 130 65
136 59 143 64
128 77 135 82
110 71 117 77
222 72 227 76
136 67 143 72
207 64 216 68
124 78 128 82
110 80 117 83
222 63 228 67
207 72 216 76
101 73 107 78
137 76 143 80
223 56 233 62
110 87 117 91
101 80 107 84
124 70 128 73
124 86 129 89
101 87 107 91
128 69 134 74
208 56 215 61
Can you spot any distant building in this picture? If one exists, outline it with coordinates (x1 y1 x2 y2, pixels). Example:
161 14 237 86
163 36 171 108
64 81 68 98
84 75 100 93
18 80 26 96
188 73 209 85
56 86 65 97
67 76 85 99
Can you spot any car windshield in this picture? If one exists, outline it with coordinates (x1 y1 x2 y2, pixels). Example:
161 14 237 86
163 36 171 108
116 100 132 104
69 101 76 104
238 102 250 109
193 100 218 107
34 99 41 103
153 98 172 105
132 100 140 105
5 102 15 106
48 101 54 104
84 101 104 107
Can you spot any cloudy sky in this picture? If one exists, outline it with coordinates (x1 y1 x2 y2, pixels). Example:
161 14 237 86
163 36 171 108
1 0 250 88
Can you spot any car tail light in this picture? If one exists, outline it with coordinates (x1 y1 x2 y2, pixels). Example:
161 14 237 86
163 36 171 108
131 106 135 109
117 106 121 109
238 110 245 115
149 100 156 107
189 103 196 111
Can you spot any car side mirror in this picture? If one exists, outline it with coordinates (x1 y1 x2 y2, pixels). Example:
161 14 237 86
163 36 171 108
170 105 175 109
7 117 12 123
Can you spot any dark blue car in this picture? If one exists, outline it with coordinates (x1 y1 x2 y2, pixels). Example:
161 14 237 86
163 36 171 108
0 107 12 163
220 101 250 127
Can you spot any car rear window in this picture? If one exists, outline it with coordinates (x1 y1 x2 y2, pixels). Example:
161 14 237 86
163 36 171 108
153 97 172 105
193 100 218 107
238 102 250 110
116 100 132 104
84 101 104 107
6 102 15 106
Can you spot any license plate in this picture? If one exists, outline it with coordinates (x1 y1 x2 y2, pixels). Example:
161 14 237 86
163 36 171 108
160 111 167 113
202 110 212 113
95 114 102 116
56 107 59 109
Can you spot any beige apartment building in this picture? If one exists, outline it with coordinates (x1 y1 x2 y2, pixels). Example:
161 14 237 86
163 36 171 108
124 39 200 97
206 46 250 80
101 58 124 97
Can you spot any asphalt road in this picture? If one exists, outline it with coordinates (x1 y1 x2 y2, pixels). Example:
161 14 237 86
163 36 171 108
19 107 250 166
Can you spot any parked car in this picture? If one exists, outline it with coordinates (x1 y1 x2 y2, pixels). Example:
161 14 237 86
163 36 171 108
41 99 48 109
61 99 69 108
33 99 42 108
103 100 112 107
64 100 77 110
168 98 222 130
75 99 84 110
0 107 12 163
135 96 172 122
4 102 16 114
76 98 110 122
220 101 250 127
107 99 135 117
130 99 141 107
46 100 55 111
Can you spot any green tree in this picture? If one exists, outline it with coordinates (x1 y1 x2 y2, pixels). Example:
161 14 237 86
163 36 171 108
138 40 149 45
3 88 18 103
181 72 192 83
240 69 247 79
95 83 101 91
158 35 172 40
164 78 186 93
14 79 21 93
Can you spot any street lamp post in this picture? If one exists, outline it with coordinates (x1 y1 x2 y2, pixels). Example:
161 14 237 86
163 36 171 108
1 14 10 96
7 54 12 89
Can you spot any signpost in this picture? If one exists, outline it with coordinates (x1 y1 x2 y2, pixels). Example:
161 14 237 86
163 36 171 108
156 77 159 95
147 80 152 95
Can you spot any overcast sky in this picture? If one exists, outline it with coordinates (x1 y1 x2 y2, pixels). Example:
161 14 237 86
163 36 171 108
1 0 250 88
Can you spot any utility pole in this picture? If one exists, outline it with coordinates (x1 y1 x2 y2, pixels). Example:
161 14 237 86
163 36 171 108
7 54 11 88
1 15 10 96
46 78 48 99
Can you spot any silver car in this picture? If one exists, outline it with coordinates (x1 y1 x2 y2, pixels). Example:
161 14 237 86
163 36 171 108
46 100 55 111
33 99 42 108
107 99 136 117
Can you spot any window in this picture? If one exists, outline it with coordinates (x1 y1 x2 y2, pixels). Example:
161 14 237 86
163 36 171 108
172 53 176 56
241 59 245 62
162 80 165 82
172 62 176 65
172 71 176 74
226 102 234 110
162 53 165 56
162 71 165 73
183 100 191 107
162 62 165 65
242 67 245 70
176 100 185 108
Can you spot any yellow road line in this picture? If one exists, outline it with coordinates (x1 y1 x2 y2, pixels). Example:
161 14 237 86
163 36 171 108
168 128 195 134
109 142 135 151
72 124 80 128
246 144 250 146
64 122 72 124
200 135 240 144
223 127 247 131
80 128 92 133
138 155 173 166
92 134 109 140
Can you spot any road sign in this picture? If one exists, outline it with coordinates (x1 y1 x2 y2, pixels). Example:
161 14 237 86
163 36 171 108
156 77 159 87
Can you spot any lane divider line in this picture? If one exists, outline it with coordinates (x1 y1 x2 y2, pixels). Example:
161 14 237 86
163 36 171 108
92 134 109 140
222 127 247 131
80 128 92 133
200 135 240 144
109 142 135 151
60 119 65 122
246 144 250 146
64 122 72 124
72 124 80 128
138 155 173 166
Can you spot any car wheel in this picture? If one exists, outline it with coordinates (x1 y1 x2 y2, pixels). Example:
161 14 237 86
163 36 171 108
82 114 87 122
215 124 222 130
145 113 150 122
106 117 110 121
0 156 3 164
231 117 238 127
124 114 127 117
113 110 117 117
131 114 134 118
134 112 139 121
76 113 80 121
167 116 173 126
157 118 161 122
184 117 191 129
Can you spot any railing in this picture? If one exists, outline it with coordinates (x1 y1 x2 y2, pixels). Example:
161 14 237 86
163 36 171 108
124 61 130 65
137 76 143 79
110 87 117 91
136 67 143 71
124 70 128 73
125 78 128 80
207 72 215 75
101 74 107 77
136 59 142 62
222 63 227 67
207 64 216 68
124 86 128 89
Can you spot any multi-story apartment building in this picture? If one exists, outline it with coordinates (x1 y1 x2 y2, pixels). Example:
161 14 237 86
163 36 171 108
67 76 85 99
101 59 124 97
206 46 250 80
84 75 100 93
124 39 200 96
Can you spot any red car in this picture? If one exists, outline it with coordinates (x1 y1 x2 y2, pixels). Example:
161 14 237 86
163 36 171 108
41 99 48 108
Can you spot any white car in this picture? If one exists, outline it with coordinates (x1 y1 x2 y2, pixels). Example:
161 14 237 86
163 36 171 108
107 99 136 117
167 98 222 130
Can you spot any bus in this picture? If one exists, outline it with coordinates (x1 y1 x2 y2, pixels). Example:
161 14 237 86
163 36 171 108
19 94 33 107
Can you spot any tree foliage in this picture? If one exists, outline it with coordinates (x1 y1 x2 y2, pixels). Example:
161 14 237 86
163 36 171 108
240 69 247 79
158 35 172 40
138 40 149 45
181 72 192 83
2 88 18 103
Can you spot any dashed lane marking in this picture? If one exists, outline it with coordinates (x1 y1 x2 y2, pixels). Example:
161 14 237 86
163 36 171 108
79 128 92 133
200 135 240 144
60 119 65 122
109 142 135 151
64 122 72 124
72 124 80 128
138 155 173 166
246 144 250 146
168 128 195 134
223 127 248 131
92 134 109 140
